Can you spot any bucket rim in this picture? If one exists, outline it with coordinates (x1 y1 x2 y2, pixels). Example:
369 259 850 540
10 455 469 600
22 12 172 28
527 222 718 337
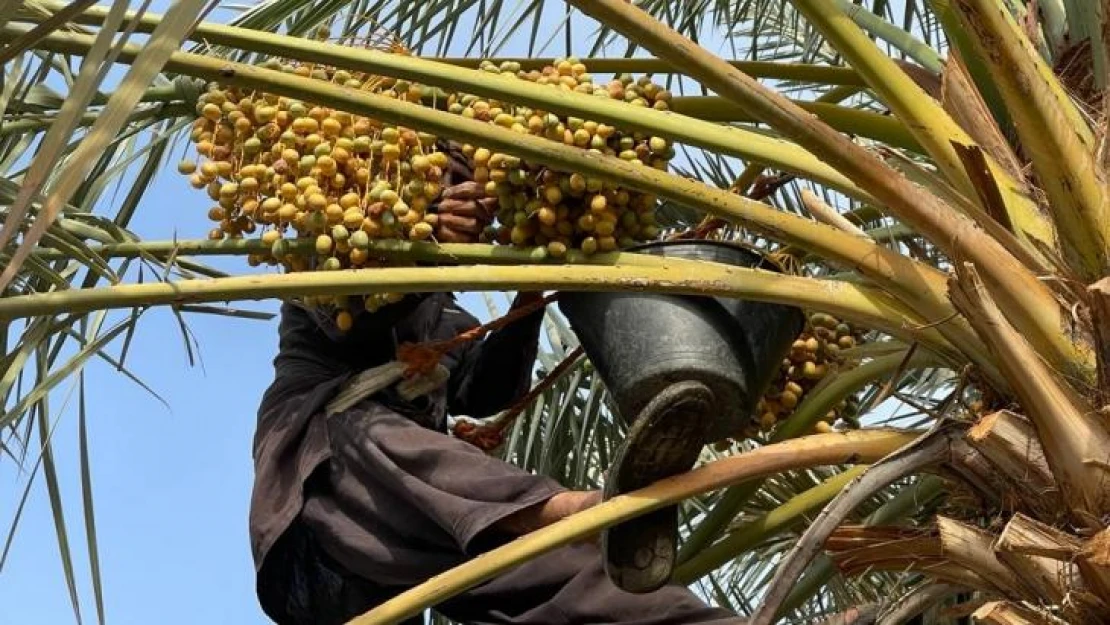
625 239 789 273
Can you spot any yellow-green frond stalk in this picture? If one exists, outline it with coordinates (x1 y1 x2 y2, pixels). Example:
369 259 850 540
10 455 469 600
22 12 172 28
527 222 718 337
788 0 1057 255
949 0 1109 280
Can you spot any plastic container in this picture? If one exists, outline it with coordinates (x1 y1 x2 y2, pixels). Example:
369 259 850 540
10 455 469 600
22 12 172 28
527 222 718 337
558 240 805 443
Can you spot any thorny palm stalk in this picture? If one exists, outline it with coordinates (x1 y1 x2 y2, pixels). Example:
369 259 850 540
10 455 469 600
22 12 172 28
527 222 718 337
1 0 1110 623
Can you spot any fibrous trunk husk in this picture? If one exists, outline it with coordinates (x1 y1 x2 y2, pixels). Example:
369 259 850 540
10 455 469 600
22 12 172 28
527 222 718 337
992 515 1097 624
1077 527 1110 607
941 438 1010 511
950 263 1110 525
994 513 1081 560
994 519 1096 625
826 525 995 593
827 525 944 572
936 516 1029 600
967 411 1062 520
972 601 1067 625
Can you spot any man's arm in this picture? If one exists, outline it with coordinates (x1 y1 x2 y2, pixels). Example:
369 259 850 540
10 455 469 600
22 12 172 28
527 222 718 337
440 292 546 418
493 490 602 535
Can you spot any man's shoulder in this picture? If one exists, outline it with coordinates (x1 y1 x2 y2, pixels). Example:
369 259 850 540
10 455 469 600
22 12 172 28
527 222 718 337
256 369 336 420
430 293 480 328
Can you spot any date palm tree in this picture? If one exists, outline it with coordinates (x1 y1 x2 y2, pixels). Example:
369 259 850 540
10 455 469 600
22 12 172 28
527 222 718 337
1 0 1108 623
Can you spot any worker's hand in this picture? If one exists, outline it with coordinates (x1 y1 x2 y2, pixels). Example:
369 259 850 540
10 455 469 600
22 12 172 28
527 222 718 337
434 181 498 243
549 491 604 546
548 490 603 520
494 490 602 537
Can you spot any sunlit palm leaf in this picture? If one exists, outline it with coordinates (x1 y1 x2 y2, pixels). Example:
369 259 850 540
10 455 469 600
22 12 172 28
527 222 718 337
36 382 83 625
0 0 99 65
0 0 133 257
76 375 105 625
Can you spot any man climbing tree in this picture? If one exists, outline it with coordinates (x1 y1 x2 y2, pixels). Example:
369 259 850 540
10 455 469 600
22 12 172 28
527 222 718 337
247 142 747 624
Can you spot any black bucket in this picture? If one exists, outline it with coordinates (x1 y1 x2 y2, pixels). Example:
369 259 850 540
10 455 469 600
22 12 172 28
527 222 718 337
557 240 805 443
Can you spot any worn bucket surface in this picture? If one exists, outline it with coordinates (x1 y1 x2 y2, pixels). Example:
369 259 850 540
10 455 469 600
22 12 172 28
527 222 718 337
557 240 805 443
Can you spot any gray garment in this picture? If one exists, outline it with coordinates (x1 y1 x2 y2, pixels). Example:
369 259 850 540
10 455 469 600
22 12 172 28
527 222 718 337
250 293 543 579
306 407 566 586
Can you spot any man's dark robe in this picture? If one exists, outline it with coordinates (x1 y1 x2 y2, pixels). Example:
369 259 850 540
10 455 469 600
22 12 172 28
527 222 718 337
250 292 550 583
249 294 746 625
